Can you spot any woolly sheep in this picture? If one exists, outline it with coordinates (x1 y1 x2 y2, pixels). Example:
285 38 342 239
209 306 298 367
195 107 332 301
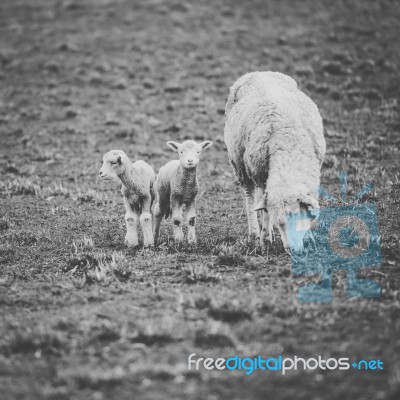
99 150 155 248
153 140 213 244
224 71 326 251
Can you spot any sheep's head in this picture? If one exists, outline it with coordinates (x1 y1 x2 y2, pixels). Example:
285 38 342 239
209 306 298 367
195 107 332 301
166 140 213 169
254 192 320 252
99 150 128 180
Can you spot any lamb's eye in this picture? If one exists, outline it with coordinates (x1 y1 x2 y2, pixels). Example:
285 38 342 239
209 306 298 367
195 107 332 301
110 161 116 165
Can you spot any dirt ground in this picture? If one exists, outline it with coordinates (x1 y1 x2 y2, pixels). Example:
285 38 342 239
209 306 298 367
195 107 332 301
1 0 400 399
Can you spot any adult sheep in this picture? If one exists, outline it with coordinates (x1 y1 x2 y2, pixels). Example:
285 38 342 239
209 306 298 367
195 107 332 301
224 71 326 251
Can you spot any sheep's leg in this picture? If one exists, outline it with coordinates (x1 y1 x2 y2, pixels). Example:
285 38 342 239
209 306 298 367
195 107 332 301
260 210 270 253
278 222 290 254
256 186 265 229
153 176 169 244
153 190 170 244
153 202 164 244
171 196 184 243
124 198 139 247
185 201 196 244
140 196 154 248
243 183 260 240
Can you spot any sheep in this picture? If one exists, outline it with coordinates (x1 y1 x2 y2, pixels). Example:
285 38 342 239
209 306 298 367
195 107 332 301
153 140 213 244
224 71 326 251
99 150 155 248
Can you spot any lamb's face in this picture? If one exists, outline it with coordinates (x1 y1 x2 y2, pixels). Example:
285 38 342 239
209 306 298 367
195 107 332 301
166 140 213 169
99 150 126 180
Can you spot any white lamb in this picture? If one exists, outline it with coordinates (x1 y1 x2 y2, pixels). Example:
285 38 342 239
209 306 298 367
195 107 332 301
153 140 213 244
99 150 155 248
224 71 326 251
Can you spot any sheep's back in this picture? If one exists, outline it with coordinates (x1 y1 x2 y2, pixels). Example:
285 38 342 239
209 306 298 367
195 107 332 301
133 160 155 180
131 160 155 198
224 71 325 186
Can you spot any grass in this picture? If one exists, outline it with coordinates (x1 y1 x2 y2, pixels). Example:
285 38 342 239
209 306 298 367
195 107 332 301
0 0 400 399
1 324 69 356
180 263 221 284
0 177 42 196
194 321 238 349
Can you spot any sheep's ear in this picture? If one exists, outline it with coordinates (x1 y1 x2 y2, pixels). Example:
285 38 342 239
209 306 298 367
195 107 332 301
166 141 180 152
254 199 267 211
117 155 122 165
200 140 213 150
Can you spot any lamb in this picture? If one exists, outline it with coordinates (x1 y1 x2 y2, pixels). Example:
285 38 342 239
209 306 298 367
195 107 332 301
99 150 155 248
153 140 213 244
224 71 326 251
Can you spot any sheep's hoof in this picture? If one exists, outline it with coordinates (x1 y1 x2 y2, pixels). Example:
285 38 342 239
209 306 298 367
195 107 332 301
125 242 139 248
249 232 260 242
283 245 292 255
260 241 265 253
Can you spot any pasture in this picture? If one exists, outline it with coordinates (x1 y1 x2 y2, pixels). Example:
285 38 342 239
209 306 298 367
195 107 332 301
0 0 399 399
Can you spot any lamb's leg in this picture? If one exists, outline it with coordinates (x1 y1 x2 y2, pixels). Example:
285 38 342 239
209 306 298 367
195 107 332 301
140 196 154 248
150 184 155 231
153 201 166 244
153 187 169 244
124 198 139 247
243 182 260 240
171 196 184 243
185 200 196 244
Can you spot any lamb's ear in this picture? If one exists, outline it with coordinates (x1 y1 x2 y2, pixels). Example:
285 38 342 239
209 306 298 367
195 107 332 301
117 155 122 165
254 199 267 211
166 141 180 152
200 140 213 150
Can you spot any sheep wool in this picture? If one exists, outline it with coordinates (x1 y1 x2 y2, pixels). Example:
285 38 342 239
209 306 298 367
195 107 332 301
224 71 326 250
154 140 213 244
99 150 155 248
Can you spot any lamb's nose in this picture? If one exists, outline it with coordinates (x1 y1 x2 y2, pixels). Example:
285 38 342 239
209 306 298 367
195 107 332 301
99 171 103 176
187 159 193 163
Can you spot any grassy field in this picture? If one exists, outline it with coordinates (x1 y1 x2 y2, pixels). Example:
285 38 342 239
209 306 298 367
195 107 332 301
0 0 400 399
